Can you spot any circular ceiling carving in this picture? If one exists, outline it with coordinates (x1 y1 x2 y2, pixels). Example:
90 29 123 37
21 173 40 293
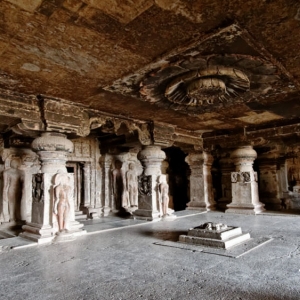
164 66 250 106
139 54 280 113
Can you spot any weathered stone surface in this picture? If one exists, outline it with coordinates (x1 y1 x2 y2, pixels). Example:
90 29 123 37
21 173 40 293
179 222 251 249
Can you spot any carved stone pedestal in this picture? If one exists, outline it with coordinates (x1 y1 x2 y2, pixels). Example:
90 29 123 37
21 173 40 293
185 152 216 211
226 146 265 215
20 132 86 244
179 222 251 249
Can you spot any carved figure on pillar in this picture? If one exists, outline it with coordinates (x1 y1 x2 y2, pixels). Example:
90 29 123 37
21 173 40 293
126 163 138 207
158 175 169 217
111 160 126 209
53 173 73 234
1 158 24 223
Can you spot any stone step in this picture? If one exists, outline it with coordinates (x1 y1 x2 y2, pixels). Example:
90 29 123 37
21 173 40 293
179 232 251 249
75 211 88 221
179 222 251 249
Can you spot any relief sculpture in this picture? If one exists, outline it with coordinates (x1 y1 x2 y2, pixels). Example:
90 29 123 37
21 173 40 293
1 158 24 223
53 173 73 234
126 163 138 208
138 175 152 196
32 173 44 203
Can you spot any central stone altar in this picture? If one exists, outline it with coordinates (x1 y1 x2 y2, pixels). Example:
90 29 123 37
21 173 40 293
179 222 251 249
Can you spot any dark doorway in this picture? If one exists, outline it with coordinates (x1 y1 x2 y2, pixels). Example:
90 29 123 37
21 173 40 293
164 147 189 211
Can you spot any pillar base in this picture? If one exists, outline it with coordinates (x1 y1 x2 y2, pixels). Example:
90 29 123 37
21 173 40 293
133 209 161 221
86 207 102 219
186 201 216 211
20 223 54 244
226 203 265 215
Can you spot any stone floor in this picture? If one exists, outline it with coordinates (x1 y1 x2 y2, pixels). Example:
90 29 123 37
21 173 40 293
0 210 300 300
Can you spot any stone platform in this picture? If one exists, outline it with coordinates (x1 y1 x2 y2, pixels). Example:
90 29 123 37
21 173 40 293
179 222 251 249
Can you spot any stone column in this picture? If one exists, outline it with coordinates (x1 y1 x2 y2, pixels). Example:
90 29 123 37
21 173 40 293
218 156 234 210
226 146 265 214
185 152 216 211
83 162 91 207
203 153 216 211
278 157 289 203
19 155 40 222
257 152 281 210
134 145 165 221
100 154 113 216
21 132 86 244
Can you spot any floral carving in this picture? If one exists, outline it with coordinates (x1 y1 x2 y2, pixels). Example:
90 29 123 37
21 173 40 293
164 66 250 106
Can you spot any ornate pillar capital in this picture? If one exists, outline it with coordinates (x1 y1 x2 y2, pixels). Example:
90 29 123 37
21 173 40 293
230 146 257 172
137 145 166 176
32 132 73 173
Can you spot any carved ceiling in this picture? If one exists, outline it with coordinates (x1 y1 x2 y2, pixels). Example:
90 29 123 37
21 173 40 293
107 25 294 115
0 0 300 141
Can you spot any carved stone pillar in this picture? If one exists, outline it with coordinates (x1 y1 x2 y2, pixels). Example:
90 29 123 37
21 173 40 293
134 146 166 220
218 156 234 210
185 152 216 211
257 152 281 210
101 154 113 217
226 146 265 214
19 155 40 222
21 132 86 244
277 157 289 203
203 153 216 211
83 162 91 207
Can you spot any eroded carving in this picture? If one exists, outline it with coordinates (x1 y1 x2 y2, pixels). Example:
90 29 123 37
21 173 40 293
138 175 152 196
195 222 228 231
32 173 44 203
126 163 138 207
1 158 23 223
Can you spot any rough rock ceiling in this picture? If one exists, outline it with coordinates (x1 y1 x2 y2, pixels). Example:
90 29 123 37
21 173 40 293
0 0 300 135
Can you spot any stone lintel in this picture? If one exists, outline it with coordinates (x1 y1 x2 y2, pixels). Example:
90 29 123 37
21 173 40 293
152 122 176 147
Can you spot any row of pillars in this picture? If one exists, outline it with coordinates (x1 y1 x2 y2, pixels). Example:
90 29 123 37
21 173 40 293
19 131 267 243
185 146 265 215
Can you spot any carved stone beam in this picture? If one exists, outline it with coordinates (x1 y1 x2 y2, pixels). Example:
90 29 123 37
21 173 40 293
152 122 176 147
43 97 90 137
173 128 203 150
204 123 300 150
0 89 43 134
90 115 152 146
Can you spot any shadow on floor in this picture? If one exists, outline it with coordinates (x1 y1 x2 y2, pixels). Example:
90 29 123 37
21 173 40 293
138 229 187 242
